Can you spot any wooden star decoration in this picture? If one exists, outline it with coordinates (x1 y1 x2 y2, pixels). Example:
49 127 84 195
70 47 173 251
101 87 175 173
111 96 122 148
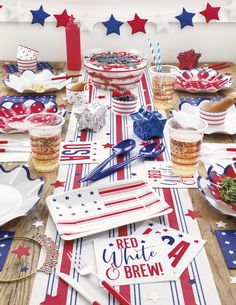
224 0 236 20
11 245 30 259
199 3 221 23
97 95 106 99
40 294 63 305
20 266 29 272
51 180 66 188
185 209 202 220
32 220 44 228
54 9 72 27
127 13 148 34
102 143 114 149
216 221 227 228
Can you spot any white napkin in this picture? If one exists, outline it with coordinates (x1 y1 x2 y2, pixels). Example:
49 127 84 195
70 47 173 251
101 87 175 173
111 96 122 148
0 133 30 162
172 110 200 130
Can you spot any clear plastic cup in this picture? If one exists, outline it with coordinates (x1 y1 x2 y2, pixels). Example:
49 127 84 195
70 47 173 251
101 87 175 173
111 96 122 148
24 113 65 172
149 65 179 110
167 117 208 177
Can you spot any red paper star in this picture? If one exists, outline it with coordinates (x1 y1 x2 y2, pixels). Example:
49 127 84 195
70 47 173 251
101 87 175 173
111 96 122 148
54 9 72 27
11 245 30 259
51 180 66 188
127 13 148 34
185 209 202 220
102 143 114 149
97 95 106 99
40 294 63 305
199 3 221 23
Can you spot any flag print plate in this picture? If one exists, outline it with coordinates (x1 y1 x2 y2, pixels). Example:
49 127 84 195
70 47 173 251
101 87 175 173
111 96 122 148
0 96 58 133
46 180 172 240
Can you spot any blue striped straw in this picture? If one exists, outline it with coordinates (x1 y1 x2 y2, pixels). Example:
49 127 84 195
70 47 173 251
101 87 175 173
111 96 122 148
148 38 159 70
156 39 162 72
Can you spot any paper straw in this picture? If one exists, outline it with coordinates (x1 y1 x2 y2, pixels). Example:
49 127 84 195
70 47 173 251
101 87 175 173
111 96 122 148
156 39 162 72
148 38 158 70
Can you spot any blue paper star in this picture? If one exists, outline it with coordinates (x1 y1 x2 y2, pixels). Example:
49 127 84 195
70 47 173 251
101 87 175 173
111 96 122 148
20 266 29 273
175 8 195 29
102 14 124 35
31 5 50 27
188 278 196 285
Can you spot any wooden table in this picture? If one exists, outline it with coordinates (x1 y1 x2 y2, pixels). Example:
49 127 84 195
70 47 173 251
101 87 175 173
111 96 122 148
0 62 235 305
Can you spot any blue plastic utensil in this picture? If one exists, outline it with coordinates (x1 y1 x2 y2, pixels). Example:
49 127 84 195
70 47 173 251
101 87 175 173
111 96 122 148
80 139 136 182
89 142 165 182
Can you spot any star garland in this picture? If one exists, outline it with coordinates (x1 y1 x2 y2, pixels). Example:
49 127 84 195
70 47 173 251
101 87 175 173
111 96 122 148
0 4 228 33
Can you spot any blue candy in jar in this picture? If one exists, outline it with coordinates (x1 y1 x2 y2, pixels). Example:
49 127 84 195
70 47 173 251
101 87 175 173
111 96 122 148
130 106 167 141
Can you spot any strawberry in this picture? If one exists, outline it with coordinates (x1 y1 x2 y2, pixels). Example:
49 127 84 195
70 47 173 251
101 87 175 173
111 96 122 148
123 90 132 96
112 89 122 97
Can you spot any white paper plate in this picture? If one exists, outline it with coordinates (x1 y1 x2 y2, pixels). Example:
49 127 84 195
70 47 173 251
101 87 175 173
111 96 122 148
4 69 71 93
0 165 44 226
46 179 172 240
179 101 236 135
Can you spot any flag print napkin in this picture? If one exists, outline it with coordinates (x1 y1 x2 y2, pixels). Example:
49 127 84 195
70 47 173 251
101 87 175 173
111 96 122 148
215 230 236 269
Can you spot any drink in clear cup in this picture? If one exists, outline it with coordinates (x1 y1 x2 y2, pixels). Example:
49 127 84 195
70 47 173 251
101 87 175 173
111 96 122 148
150 65 179 110
24 113 65 172
167 117 208 177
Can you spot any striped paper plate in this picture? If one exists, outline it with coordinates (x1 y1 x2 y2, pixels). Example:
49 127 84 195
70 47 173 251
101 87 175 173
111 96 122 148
46 179 172 240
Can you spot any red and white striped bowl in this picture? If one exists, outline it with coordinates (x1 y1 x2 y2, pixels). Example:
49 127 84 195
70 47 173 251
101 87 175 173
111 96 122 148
83 49 147 90
17 59 37 72
199 100 227 127
112 97 137 116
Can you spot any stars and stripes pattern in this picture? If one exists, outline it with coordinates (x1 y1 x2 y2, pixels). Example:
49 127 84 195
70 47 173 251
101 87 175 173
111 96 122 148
30 70 221 305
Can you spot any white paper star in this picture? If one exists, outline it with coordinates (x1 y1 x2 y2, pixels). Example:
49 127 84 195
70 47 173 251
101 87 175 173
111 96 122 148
147 291 162 302
0 244 5 247
224 0 236 20
229 250 234 254
233 260 236 265
6 2 28 22
216 221 227 228
225 241 230 245
230 276 236 283
149 15 170 32
33 220 44 228
3 234 8 238
77 15 97 32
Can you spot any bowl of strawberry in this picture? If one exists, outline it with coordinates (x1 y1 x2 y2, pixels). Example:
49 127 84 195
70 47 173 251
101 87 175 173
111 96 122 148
112 89 137 116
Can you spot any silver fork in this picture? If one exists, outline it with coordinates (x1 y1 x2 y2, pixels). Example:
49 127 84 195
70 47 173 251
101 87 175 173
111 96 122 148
68 251 132 305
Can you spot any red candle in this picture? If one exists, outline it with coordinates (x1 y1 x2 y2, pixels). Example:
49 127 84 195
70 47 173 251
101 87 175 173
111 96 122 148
65 15 81 71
